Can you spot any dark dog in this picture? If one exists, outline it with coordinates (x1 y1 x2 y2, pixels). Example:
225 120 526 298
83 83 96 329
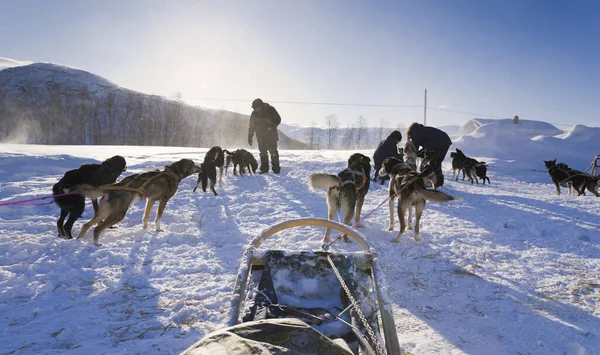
224 149 258 176
450 149 467 181
544 159 599 196
52 155 127 239
417 149 439 190
308 153 371 242
74 159 200 246
193 146 224 195
379 157 460 242
374 147 402 186
348 153 371 227
451 149 490 185
473 161 490 184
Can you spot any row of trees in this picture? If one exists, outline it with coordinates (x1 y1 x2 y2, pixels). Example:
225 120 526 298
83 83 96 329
304 114 406 150
0 85 251 147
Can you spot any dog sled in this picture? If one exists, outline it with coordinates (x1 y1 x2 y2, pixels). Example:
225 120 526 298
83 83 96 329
184 218 400 355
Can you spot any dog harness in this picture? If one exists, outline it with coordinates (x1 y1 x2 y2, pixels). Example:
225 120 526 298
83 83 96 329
338 168 367 191
339 168 356 187
99 169 179 198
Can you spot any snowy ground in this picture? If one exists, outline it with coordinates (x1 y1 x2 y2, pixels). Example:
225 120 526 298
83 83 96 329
0 144 599 355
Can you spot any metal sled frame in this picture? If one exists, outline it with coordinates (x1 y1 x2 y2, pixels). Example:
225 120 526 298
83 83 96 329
227 217 401 355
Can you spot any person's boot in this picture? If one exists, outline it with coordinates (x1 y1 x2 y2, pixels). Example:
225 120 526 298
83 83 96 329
271 152 280 174
259 152 269 174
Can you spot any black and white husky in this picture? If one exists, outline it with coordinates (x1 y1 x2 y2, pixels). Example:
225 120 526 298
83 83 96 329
193 146 225 195
308 153 371 243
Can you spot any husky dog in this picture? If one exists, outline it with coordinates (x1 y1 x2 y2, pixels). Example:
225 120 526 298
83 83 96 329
417 149 439 190
193 146 224 195
379 157 460 242
472 161 491 184
544 159 599 196
403 141 418 170
224 149 259 176
52 155 127 239
451 149 491 185
308 153 371 243
74 159 201 246
450 149 467 181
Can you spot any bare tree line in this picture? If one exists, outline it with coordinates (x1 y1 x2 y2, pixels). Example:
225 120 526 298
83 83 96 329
304 114 405 150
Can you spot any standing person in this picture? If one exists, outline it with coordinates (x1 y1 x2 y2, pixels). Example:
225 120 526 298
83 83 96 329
372 130 403 184
248 98 281 174
406 122 452 187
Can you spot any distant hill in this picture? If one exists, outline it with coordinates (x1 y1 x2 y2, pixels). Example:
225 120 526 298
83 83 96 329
0 63 308 149
278 122 461 150
438 125 461 136
453 118 598 171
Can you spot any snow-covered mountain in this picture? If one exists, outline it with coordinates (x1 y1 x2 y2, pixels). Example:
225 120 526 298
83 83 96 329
0 63 308 149
454 118 599 172
436 124 461 136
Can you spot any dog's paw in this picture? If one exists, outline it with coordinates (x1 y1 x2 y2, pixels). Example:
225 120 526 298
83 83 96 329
387 225 394 231
414 234 421 241
354 221 365 228
156 228 163 233
392 237 402 243
143 224 149 230
406 225 413 230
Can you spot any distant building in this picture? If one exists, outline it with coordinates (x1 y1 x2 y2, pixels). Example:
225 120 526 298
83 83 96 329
513 115 519 124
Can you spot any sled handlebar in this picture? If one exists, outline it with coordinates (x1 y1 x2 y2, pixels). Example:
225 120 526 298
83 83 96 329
250 218 372 253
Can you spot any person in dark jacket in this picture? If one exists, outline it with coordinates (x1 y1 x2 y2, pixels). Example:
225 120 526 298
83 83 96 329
372 130 403 184
248 98 281 174
406 122 452 187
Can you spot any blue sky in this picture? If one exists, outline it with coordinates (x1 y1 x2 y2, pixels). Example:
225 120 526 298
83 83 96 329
1 0 599 128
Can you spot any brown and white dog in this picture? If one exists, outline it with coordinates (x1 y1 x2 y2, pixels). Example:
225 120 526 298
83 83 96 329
379 157 460 242
74 159 201 245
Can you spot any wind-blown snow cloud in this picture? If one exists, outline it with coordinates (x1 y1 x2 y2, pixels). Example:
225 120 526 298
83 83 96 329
0 57 31 68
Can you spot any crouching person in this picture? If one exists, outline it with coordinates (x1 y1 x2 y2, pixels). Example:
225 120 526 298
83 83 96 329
373 130 403 184
407 122 452 187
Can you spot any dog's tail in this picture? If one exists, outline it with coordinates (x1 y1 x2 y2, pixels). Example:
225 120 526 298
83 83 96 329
71 184 106 200
192 167 203 192
308 173 341 191
417 187 462 202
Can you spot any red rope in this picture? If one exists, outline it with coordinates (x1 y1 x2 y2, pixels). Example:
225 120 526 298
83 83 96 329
327 191 397 247
0 192 75 207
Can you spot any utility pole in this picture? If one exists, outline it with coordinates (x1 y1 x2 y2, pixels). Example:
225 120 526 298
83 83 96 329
424 89 427 125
